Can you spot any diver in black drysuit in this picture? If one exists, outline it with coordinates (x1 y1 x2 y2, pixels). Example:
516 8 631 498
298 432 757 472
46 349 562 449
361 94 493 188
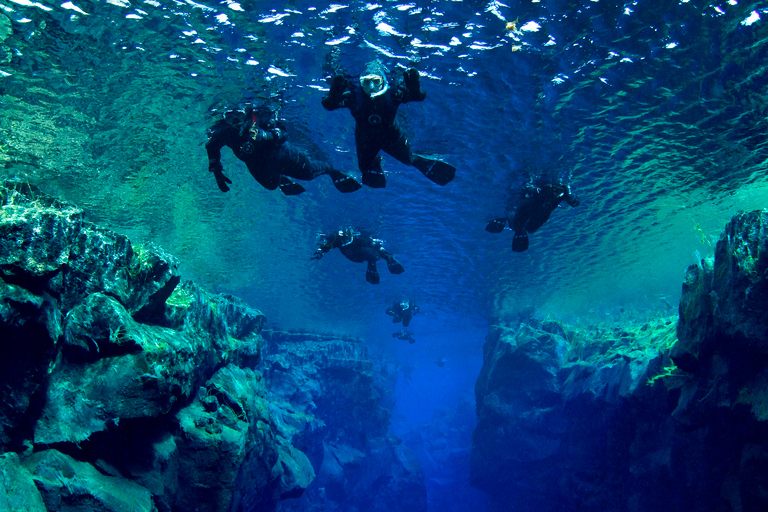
386 301 419 327
486 179 581 252
393 330 416 344
206 106 361 196
321 61 455 188
311 227 404 284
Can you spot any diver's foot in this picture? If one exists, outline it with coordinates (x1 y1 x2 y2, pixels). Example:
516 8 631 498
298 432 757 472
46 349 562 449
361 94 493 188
387 259 405 274
362 156 386 188
329 171 362 193
485 218 507 233
512 233 529 252
279 178 306 196
362 169 386 188
414 155 455 186
366 268 381 284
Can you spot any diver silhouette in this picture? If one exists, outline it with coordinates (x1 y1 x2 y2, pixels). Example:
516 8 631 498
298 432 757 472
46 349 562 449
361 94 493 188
386 301 420 327
311 227 404 284
393 330 416 344
321 60 455 188
205 106 361 196
486 179 581 252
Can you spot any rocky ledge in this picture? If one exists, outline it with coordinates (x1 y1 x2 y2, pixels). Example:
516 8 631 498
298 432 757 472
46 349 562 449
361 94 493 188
472 209 768 512
0 181 312 512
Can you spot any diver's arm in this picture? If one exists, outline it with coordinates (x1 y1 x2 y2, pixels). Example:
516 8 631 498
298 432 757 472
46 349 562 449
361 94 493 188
565 186 581 207
205 123 233 192
205 122 229 169
398 68 426 103
322 75 352 110
311 241 333 259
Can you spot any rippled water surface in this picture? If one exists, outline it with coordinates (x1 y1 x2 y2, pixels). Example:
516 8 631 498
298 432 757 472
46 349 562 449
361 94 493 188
2 0 768 346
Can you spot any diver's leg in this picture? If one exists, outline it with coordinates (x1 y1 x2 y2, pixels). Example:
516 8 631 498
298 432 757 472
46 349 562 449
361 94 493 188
525 210 553 234
356 129 386 188
380 250 405 274
278 143 361 193
485 218 508 233
246 161 280 191
382 126 455 186
512 232 529 252
366 261 380 284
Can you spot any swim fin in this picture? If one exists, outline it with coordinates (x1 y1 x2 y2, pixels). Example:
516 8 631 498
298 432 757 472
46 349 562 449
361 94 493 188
414 155 456 186
386 257 405 274
329 170 362 193
366 261 380 284
485 218 507 233
279 176 306 196
512 233 529 252
362 156 386 188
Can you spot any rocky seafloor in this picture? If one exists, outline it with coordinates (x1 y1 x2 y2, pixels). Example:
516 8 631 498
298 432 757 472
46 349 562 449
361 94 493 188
2 179 768 512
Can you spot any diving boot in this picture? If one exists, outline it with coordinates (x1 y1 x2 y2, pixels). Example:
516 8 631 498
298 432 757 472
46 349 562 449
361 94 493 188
512 232 529 252
413 154 455 186
362 156 386 188
329 170 362 193
279 176 306 196
366 260 381 284
485 218 507 233
386 257 405 275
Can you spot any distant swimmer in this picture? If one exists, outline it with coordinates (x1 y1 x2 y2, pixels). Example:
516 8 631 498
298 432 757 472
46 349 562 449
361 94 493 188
486 178 580 252
206 105 361 196
311 227 404 284
321 60 455 188
435 357 446 367
393 330 416 344
386 301 420 327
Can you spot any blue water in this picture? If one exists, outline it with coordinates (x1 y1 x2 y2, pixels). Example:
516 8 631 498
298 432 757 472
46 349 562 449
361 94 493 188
2 0 768 510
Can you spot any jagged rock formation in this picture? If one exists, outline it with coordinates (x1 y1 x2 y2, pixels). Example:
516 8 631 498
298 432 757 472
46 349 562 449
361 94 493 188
471 209 768 512
0 181 312 512
261 330 428 512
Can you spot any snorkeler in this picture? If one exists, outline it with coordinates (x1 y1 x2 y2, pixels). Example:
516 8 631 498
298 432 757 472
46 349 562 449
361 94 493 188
311 227 404 284
486 178 581 252
386 301 420 327
205 105 361 196
393 330 416 344
321 61 456 188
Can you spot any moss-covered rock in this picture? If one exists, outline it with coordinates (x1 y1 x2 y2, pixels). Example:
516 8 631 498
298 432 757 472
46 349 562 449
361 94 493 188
0 181 309 512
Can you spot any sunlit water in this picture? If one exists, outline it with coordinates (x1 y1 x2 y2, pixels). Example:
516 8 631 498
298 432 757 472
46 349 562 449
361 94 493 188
2 0 768 362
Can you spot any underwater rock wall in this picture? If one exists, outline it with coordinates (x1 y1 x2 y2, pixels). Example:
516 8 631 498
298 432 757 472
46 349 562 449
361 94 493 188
471 209 768 512
0 181 313 512
261 330 428 512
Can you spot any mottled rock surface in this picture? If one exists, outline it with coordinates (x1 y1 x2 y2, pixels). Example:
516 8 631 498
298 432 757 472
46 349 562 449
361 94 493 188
472 209 768 512
0 181 311 512
262 330 428 512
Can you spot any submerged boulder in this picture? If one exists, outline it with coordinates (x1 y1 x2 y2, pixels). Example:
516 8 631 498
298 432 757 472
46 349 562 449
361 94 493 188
0 181 310 512
473 209 768 512
262 330 427 512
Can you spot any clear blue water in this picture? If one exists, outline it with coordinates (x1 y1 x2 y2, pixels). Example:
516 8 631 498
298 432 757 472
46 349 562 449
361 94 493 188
2 0 768 509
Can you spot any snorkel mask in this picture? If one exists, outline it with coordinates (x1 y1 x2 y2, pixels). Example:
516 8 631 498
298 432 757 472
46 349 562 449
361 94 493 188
360 74 388 97
360 60 389 98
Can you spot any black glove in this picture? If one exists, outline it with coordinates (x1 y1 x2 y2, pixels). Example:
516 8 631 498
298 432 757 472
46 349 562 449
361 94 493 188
311 251 323 260
271 127 287 144
210 164 232 192
404 68 426 101
329 75 348 100
323 75 350 110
